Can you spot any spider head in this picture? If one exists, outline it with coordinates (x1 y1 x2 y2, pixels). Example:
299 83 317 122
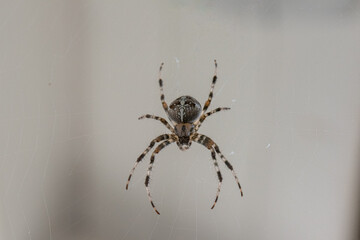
174 123 194 151
177 137 192 151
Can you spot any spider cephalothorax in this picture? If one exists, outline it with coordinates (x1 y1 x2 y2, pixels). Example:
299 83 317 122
126 60 243 215
174 123 194 150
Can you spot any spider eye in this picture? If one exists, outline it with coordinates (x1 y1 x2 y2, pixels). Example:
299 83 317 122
178 140 191 151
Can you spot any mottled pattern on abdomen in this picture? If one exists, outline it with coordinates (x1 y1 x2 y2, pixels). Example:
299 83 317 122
168 96 201 123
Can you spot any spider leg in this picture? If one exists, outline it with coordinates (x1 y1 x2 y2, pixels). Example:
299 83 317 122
214 144 243 197
126 134 173 190
200 60 218 116
138 114 175 133
195 107 230 131
158 63 175 124
145 139 175 215
192 133 243 197
193 137 223 209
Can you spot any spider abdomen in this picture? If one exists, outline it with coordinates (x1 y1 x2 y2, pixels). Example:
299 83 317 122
168 96 201 123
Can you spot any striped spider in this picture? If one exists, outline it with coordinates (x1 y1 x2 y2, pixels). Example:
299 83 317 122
126 60 243 215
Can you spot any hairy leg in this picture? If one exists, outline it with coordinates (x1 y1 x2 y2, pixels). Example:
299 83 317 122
193 136 224 209
145 139 175 215
126 134 173 190
138 114 175 133
201 60 218 115
157 63 175 125
195 107 230 131
192 133 243 197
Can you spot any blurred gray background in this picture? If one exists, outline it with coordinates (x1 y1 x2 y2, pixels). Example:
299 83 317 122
0 0 359 239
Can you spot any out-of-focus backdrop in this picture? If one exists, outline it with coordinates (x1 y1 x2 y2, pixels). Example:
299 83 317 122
0 0 359 239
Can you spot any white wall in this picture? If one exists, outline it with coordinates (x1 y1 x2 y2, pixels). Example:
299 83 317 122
0 1 359 240
0 1 92 239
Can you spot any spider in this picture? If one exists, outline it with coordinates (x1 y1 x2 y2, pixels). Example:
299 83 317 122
126 60 243 215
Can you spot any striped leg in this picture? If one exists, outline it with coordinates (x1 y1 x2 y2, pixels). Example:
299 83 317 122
158 63 173 123
209 148 222 209
126 134 172 190
201 60 218 115
145 139 175 215
139 114 175 133
195 107 230 131
193 136 223 209
192 133 243 197
213 144 243 197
